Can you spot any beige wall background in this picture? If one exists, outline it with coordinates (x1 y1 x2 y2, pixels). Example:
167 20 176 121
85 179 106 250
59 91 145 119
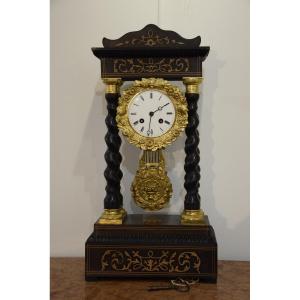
51 0 249 260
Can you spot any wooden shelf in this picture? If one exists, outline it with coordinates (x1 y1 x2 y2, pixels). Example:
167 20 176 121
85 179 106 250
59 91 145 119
51 258 249 300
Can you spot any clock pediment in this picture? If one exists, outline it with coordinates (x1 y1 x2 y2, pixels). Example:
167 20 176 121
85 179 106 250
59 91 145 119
102 24 201 49
92 24 209 80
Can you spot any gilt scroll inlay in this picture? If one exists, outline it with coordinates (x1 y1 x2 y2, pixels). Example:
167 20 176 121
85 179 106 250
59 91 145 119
100 249 201 273
114 28 185 47
113 58 189 74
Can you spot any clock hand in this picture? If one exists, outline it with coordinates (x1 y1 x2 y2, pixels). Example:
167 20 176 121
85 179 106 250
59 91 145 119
161 102 170 108
152 103 170 114
147 103 170 135
146 102 170 136
147 113 153 136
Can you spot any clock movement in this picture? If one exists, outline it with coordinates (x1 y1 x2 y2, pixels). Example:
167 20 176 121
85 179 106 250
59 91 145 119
85 24 217 282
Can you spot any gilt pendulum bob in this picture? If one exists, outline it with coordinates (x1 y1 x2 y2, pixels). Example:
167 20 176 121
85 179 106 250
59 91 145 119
85 24 218 282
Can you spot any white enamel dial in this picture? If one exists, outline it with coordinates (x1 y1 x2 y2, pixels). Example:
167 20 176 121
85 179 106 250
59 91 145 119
128 90 176 138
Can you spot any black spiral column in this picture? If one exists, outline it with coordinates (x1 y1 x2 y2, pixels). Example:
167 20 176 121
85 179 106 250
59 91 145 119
99 78 126 225
181 77 205 224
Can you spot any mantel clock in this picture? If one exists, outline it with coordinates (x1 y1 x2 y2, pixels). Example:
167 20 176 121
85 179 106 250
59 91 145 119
85 24 217 283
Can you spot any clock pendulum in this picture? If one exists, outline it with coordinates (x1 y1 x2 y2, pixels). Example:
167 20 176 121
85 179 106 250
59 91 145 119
131 149 172 210
85 24 218 283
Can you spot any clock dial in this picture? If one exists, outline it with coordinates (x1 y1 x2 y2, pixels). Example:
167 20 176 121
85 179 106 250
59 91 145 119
128 90 176 138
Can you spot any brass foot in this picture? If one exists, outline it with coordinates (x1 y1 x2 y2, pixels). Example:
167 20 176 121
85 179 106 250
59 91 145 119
180 209 206 225
120 207 127 218
98 208 127 225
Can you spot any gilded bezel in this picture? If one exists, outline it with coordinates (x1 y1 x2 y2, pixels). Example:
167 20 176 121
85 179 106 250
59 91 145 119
116 78 188 150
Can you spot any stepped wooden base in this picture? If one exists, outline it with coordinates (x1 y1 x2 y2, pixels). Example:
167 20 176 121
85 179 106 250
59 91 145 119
85 214 217 282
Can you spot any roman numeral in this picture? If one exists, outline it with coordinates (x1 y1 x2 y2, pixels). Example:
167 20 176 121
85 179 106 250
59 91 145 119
150 92 153 99
141 126 144 132
164 120 170 125
166 112 173 115
133 121 139 125
133 104 139 106
140 96 145 101
160 127 164 132
130 112 137 115
159 95 162 101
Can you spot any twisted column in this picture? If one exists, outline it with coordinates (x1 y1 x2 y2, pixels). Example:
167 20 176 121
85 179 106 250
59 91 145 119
181 77 205 224
184 92 201 210
99 78 126 224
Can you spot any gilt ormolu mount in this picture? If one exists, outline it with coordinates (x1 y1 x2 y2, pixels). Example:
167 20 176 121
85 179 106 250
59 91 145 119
85 24 217 282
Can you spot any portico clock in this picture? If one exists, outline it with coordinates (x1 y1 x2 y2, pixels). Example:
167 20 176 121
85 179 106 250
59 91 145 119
85 24 218 283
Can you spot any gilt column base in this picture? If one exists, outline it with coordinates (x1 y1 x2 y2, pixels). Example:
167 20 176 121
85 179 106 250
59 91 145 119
98 208 127 225
181 209 206 225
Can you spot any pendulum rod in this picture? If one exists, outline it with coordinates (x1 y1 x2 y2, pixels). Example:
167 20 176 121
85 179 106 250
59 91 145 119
143 150 161 164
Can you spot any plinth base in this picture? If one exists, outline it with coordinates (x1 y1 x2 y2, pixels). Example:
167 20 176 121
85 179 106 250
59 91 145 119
85 214 217 282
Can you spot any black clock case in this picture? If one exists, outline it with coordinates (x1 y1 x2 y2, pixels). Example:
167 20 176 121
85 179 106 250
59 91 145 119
85 24 217 282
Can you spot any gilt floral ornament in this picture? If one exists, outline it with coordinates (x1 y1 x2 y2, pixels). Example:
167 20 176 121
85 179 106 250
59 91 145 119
116 78 188 151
